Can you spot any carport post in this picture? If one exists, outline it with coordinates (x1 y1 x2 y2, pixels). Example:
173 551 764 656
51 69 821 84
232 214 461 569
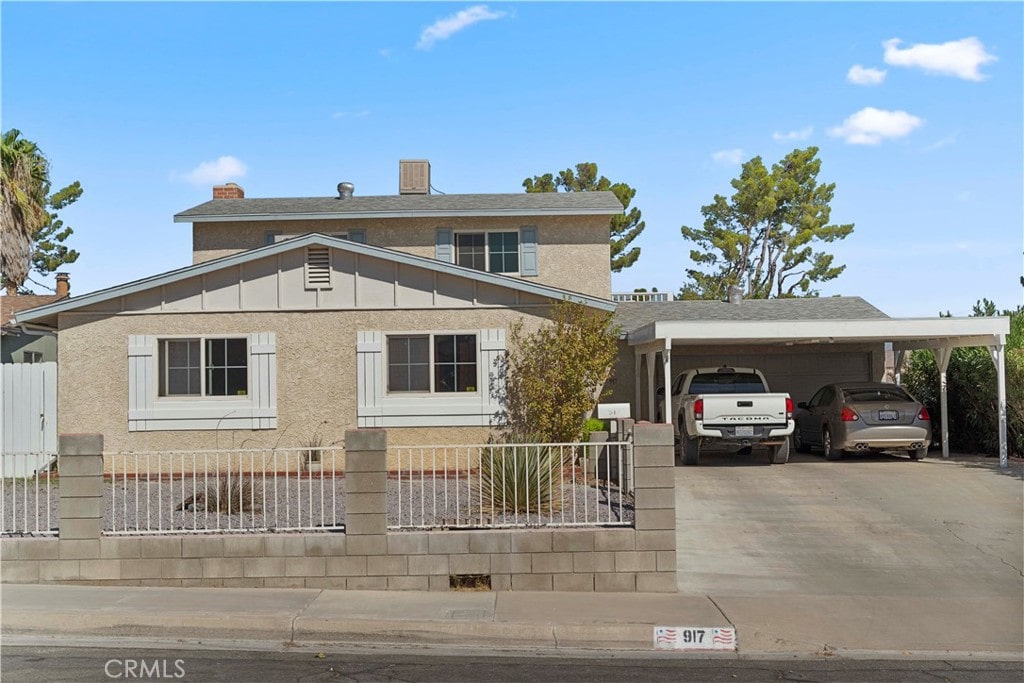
662 338 673 424
646 350 656 421
934 347 952 458
634 352 642 421
989 342 1008 469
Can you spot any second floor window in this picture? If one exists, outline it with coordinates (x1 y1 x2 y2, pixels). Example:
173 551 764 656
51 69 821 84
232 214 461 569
455 231 519 274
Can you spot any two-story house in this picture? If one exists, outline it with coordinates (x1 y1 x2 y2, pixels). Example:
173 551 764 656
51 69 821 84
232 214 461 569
15 161 622 452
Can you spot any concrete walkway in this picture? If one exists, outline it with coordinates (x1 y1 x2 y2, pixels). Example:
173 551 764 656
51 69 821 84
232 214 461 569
2 583 1021 658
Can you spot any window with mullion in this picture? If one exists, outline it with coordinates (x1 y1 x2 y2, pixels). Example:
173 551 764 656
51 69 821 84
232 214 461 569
158 337 248 398
455 233 486 271
387 335 430 392
488 232 519 273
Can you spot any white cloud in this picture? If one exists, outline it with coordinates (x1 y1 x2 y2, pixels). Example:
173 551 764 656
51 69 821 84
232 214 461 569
416 5 507 50
847 64 887 85
378 48 392 58
172 156 247 186
882 37 997 81
772 127 813 142
923 133 957 151
827 107 924 145
711 148 745 165
331 110 368 119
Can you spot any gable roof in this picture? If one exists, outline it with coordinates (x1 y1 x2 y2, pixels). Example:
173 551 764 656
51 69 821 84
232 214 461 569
14 233 615 327
615 297 889 334
174 191 624 223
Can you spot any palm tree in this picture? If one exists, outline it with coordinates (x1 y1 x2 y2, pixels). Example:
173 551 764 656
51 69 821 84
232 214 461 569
1 129 49 295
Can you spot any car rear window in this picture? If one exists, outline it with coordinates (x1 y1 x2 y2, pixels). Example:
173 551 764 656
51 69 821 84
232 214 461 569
842 387 913 403
688 373 766 394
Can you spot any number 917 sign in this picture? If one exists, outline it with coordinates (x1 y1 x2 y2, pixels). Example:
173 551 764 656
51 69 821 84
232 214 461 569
654 626 737 650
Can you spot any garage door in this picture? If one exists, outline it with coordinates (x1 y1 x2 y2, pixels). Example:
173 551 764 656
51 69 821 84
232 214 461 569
669 350 872 405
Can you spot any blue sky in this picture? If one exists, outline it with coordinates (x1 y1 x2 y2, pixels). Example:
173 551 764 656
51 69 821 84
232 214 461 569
2 2 1021 317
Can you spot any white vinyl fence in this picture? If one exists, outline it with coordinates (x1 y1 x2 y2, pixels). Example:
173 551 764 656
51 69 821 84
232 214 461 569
105 448 346 535
2 362 57 477
389 441 634 530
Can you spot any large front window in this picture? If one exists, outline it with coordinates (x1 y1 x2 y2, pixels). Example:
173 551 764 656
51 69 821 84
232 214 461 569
159 338 248 397
455 231 518 273
387 334 477 393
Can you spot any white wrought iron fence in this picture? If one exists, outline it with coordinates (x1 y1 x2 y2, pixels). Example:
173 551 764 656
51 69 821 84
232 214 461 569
389 441 634 530
106 448 345 535
1 452 58 536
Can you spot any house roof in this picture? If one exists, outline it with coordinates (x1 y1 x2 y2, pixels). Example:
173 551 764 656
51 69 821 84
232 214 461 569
174 192 624 223
14 233 616 328
1 294 67 330
614 297 889 334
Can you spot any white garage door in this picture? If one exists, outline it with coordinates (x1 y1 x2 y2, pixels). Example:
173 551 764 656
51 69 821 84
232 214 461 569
669 350 872 405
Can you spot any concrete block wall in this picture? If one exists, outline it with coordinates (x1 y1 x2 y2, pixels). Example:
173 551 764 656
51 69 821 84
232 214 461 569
1 426 677 592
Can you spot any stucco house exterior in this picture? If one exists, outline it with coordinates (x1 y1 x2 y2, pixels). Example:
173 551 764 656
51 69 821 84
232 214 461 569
14 169 622 453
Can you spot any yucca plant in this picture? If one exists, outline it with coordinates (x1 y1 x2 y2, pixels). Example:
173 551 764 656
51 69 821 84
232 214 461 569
474 437 568 515
176 476 262 514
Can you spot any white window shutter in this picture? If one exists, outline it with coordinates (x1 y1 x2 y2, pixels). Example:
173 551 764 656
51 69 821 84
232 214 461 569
480 329 507 425
127 335 156 432
357 331 384 427
249 332 277 429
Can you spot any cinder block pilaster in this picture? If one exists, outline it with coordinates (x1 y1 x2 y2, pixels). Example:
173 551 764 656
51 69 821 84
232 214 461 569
58 435 104 550
631 424 676 593
344 430 388 554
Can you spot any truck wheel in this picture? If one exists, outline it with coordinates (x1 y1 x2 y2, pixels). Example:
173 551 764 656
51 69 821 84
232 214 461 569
823 428 842 461
910 446 927 460
681 430 700 466
770 438 790 464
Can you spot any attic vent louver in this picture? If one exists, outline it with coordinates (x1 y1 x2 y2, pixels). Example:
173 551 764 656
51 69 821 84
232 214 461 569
305 246 332 290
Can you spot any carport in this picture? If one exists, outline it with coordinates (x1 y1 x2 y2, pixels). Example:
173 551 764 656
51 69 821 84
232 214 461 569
620 300 1011 468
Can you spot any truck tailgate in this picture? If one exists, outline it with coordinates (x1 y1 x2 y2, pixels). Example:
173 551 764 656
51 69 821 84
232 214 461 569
701 393 790 426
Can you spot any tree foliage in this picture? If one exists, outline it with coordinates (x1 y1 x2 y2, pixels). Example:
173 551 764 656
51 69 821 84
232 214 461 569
500 300 620 442
679 147 853 300
1 129 81 294
523 162 644 272
902 300 1022 457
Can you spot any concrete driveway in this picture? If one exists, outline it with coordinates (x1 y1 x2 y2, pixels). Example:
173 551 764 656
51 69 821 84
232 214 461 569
674 450 1024 655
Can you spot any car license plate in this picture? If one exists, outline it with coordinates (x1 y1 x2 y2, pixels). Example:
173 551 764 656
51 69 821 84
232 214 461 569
878 410 899 421
735 425 754 436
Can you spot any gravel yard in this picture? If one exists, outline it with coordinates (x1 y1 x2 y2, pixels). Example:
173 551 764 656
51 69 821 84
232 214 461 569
2 475 633 536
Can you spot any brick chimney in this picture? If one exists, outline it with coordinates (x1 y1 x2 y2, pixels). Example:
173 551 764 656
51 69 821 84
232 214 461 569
213 183 245 199
55 272 70 298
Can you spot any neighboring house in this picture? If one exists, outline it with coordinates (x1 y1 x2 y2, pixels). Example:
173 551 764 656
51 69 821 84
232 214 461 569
14 165 621 453
0 273 70 364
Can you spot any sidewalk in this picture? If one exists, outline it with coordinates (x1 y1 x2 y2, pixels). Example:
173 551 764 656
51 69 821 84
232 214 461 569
2 584 1021 658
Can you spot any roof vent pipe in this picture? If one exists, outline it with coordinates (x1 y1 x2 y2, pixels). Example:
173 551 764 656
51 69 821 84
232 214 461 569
727 285 743 305
337 182 354 199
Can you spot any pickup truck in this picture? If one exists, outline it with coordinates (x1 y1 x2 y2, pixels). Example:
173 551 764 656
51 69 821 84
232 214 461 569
659 367 794 465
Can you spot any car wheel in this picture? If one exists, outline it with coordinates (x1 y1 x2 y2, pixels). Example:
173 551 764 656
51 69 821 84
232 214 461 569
769 438 790 465
823 428 842 461
793 427 810 453
910 446 927 460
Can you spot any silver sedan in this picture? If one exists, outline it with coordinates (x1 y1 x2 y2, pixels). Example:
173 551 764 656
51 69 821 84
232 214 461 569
793 382 932 460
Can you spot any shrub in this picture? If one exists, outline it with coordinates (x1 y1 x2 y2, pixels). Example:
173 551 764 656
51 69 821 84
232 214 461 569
499 300 620 442
581 417 606 442
902 303 1022 457
473 438 568 515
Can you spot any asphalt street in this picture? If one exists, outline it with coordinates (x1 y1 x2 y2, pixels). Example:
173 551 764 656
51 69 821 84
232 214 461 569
3 645 1023 683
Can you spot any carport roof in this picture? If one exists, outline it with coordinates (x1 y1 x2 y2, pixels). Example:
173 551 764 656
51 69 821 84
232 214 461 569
615 296 888 334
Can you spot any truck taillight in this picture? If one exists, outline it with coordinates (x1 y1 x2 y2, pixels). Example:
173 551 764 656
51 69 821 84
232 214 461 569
785 397 793 420
917 407 930 421
840 406 860 422
694 398 703 421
